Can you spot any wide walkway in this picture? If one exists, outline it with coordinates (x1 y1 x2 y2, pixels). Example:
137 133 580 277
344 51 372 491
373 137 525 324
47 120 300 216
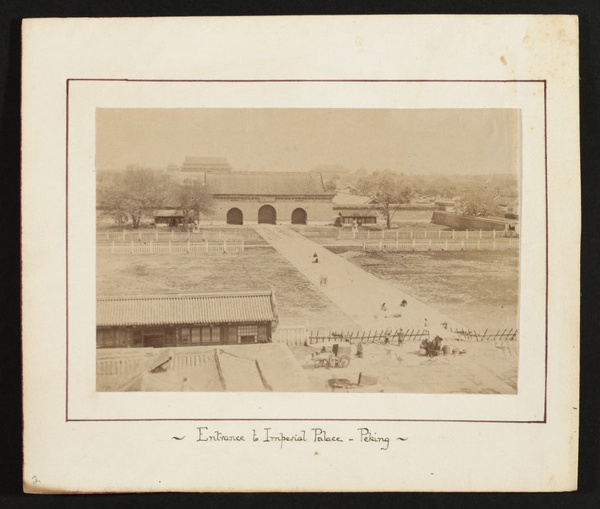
253 225 466 336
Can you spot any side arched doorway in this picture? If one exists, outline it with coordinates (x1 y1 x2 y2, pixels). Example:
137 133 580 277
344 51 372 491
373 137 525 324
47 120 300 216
291 208 307 225
226 208 243 225
258 205 277 225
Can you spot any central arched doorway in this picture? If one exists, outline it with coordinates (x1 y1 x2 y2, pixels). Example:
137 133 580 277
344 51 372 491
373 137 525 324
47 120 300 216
226 208 243 225
291 208 307 225
258 205 277 224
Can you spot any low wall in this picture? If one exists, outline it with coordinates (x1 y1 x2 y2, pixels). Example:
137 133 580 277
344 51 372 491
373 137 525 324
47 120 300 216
432 211 509 231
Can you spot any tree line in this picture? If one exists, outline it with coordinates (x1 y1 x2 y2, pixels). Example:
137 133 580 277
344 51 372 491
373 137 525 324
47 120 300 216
97 167 517 229
97 168 213 228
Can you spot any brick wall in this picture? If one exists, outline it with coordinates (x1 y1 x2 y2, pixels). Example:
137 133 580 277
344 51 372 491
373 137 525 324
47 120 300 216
432 211 509 231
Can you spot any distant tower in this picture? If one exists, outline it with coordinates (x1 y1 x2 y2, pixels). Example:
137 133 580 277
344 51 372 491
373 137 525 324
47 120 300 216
181 156 232 173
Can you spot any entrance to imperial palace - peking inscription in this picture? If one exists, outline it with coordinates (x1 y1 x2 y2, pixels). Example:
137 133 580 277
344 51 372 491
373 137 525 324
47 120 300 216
226 207 244 225
258 204 277 224
291 208 307 225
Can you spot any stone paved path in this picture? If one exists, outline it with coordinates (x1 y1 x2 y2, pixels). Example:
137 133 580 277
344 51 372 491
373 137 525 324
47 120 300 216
253 225 465 335
254 225 517 394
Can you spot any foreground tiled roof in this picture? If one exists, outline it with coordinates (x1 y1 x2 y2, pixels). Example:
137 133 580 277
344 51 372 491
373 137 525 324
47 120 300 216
97 292 277 327
205 172 335 197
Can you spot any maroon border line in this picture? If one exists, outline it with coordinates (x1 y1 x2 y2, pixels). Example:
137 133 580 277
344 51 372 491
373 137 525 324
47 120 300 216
65 78 548 424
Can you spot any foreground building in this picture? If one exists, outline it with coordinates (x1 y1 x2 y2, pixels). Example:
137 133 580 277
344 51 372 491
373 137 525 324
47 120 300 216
96 291 278 348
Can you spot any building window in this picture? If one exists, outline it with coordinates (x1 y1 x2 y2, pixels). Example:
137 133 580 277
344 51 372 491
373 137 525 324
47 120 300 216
97 328 116 348
181 326 222 345
181 328 191 344
191 328 201 344
238 325 258 344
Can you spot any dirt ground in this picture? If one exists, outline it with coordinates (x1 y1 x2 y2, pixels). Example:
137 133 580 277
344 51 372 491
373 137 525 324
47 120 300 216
289 340 518 394
96 247 356 331
326 248 519 331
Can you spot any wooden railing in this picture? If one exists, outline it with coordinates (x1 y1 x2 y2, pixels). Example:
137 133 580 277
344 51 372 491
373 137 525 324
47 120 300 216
97 240 244 254
363 237 518 252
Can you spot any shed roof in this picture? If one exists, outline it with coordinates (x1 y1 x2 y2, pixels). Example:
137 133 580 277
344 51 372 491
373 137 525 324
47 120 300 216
154 209 185 217
205 172 334 197
97 292 277 327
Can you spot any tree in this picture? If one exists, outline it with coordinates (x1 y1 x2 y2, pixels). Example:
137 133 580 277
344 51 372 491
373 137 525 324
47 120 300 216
97 168 170 228
455 186 498 217
355 170 413 229
169 179 214 223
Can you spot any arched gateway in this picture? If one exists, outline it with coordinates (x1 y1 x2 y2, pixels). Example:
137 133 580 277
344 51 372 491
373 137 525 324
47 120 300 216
226 208 243 225
258 205 277 225
291 208 307 225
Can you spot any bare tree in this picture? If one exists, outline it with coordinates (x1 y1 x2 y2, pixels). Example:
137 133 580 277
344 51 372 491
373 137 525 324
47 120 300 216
355 170 413 229
169 179 214 223
97 168 170 228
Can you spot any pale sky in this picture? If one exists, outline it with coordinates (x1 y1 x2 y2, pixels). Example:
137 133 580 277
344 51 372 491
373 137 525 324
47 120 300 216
96 108 520 176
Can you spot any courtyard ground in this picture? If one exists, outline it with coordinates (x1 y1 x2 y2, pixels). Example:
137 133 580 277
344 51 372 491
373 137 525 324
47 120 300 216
289 340 518 394
96 247 355 331
326 247 519 331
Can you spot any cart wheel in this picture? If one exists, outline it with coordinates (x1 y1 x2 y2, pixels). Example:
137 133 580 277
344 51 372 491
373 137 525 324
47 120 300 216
338 356 350 368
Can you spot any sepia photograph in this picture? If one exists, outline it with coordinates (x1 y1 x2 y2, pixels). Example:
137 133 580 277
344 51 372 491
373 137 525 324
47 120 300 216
95 108 521 394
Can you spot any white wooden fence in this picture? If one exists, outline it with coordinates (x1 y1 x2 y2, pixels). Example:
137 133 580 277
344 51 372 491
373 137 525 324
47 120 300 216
97 230 243 243
363 237 518 252
97 240 245 254
339 229 514 241
272 327 309 346
169 351 216 371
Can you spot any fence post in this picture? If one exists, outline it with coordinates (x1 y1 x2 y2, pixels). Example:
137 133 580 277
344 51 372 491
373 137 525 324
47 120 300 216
223 239 227 252
479 229 482 239
171 230 174 240
461 240 465 251
155 230 158 241
187 240 190 253
429 239 432 250
438 230 441 239
493 229 496 239
452 229 455 239
367 230 370 239
396 239 399 251
396 230 399 241
425 230 427 239
466 229 469 239
242 239 245 252
169 240 172 253
410 231 413 239
122 230 126 240
130 240 133 254
412 239 415 250
111 241 115 254
150 241 153 253
138 231 142 241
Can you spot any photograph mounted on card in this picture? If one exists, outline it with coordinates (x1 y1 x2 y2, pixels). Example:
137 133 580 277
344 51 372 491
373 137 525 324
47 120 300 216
22 16 579 493
64 79 546 423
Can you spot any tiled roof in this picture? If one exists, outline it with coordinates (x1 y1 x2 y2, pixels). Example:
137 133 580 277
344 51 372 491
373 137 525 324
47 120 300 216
205 172 335 197
332 192 373 206
97 292 277 327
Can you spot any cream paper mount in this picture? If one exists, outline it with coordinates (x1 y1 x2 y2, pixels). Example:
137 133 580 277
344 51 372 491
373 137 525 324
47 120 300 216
22 16 579 493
